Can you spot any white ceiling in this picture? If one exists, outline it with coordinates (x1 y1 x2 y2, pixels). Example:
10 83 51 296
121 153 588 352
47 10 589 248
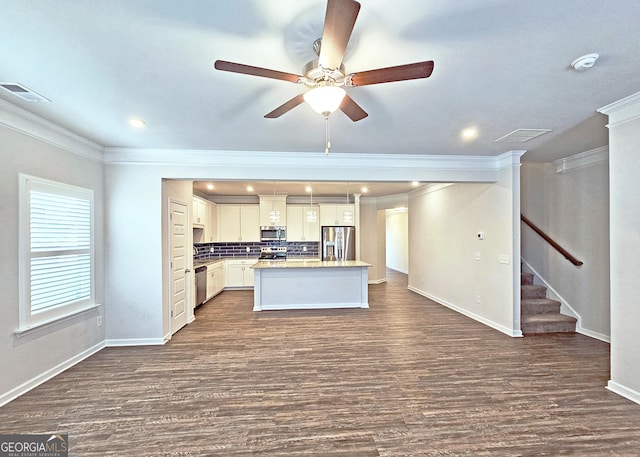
1 0 639 169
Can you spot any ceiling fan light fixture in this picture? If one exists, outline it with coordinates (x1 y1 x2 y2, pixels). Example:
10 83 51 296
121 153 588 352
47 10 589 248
303 86 346 115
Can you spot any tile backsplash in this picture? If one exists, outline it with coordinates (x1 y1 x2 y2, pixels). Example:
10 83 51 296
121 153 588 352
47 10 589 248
194 241 319 262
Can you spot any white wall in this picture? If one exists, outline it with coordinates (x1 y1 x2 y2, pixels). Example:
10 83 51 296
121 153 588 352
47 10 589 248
386 209 408 273
407 156 522 336
359 198 386 283
0 123 105 405
104 165 164 344
599 92 640 405
520 155 610 340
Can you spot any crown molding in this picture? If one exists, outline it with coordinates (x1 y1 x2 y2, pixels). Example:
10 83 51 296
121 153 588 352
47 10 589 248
0 98 104 162
553 146 609 173
496 150 527 169
104 148 509 182
598 91 640 128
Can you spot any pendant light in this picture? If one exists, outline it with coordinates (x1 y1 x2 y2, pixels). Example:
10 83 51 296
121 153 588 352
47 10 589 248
343 183 353 224
306 184 317 223
269 181 280 224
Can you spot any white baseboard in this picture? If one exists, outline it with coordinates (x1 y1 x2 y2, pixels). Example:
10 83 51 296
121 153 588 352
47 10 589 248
105 338 166 347
368 278 387 284
0 341 105 407
607 380 640 405
577 326 610 343
408 286 523 337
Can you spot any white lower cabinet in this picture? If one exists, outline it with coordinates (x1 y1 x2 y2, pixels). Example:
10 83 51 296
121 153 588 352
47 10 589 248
226 259 257 288
205 261 225 300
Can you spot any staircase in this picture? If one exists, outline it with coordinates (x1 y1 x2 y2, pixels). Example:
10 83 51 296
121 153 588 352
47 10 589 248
521 272 577 335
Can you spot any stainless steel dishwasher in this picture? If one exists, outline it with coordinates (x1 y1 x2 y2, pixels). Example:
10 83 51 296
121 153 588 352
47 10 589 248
195 265 207 306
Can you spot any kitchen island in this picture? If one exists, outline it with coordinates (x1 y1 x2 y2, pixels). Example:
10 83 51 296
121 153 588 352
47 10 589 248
252 260 371 311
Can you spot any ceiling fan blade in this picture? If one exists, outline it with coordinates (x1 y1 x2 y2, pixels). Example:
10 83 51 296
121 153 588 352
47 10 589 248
214 60 302 84
318 0 361 70
349 61 435 87
264 94 305 118
339 95 368 122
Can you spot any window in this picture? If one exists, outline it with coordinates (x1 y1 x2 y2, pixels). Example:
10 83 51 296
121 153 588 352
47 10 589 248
19 174 95 330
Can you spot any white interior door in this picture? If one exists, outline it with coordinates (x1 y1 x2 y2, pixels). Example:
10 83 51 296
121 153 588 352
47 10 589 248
170 200 189 334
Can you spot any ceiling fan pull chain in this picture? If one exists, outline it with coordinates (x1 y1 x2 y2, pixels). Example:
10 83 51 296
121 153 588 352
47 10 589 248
325 115 331 155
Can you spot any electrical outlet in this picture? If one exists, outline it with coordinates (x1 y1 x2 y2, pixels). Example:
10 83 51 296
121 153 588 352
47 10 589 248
475 294 481 304
97 316 103 327
303 246 307 252
246 246 250 253
499 254 510 264
210 247 214 253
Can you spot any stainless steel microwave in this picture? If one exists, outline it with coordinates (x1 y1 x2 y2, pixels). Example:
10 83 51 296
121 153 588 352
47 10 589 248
260 226 286 242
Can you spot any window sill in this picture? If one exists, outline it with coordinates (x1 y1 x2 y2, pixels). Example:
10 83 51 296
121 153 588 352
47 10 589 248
15 303 103 338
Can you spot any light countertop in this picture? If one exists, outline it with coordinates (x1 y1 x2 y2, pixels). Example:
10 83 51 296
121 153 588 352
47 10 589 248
252 260 371 269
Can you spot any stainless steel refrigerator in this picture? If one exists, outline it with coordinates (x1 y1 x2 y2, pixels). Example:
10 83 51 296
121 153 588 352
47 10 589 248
322 226 356 261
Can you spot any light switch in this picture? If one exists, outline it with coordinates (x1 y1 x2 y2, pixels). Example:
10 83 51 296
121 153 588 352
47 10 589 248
475 252 482 261
500 254 510 264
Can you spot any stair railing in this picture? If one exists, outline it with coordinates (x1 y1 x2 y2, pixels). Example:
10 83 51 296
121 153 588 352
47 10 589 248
521 214 583 266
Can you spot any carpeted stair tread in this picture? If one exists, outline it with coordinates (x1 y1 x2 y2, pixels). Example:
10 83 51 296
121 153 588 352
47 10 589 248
521 298 561 315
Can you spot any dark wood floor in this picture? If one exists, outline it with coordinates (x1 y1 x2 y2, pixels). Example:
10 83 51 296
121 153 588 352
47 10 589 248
2 270 639 456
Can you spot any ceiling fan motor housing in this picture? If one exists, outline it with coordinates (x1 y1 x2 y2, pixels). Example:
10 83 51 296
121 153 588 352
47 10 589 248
303 59 346 87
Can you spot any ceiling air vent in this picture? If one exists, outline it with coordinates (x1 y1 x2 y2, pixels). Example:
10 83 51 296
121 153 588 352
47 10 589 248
0 82 50 102
494 129 550 143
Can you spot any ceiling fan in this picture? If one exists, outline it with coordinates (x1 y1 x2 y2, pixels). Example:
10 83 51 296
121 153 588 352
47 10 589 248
214 0 435 123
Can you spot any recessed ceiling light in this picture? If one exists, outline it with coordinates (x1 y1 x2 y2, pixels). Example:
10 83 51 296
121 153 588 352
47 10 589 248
246 185 254 192
411 181 420 187
461 127 478 140
305 186 312 193
129 118 146 128
361 186 368 193
206 184 214 190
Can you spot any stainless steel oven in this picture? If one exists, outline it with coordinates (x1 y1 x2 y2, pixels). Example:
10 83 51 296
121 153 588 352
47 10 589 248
260 226 286 242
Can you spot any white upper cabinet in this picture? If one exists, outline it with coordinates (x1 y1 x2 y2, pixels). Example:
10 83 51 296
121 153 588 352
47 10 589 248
218 205 260 242
193 196 217 242
319 204 355 226
259 195 287 227
287 205 320 241
206 202 217 242
192 196 208 227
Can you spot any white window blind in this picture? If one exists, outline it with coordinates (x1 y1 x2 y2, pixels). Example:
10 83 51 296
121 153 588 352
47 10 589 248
19 175 95 330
